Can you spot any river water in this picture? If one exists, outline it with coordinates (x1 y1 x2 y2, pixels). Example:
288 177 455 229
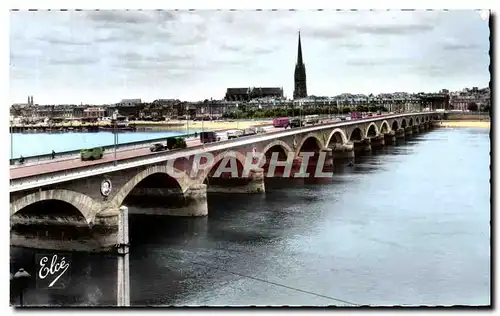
10 130 201 158
10 127 491 306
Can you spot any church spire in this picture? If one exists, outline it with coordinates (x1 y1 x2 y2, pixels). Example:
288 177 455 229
297 30 303 65
293 30 307 100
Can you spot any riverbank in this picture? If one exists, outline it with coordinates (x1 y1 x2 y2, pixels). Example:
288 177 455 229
131 119 272 131
437 120 490 128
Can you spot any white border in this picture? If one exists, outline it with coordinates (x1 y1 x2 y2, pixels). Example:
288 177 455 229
1 1 496 315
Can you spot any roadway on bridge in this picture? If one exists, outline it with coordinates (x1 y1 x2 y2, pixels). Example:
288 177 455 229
9 114 394 180
9 124 288 180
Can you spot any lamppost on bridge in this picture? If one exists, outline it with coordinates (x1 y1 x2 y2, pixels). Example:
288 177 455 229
10 117 13 162
186 104 190 137
12 268 31 307
236 103 239 130
113 110 118 166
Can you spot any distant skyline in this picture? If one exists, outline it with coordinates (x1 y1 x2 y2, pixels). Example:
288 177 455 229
10 10 490 104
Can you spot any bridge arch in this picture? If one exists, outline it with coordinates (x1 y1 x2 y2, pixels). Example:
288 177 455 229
349 127 364 141
391 120 399 131
326 128 348 148
262 140 293 166
10 189 99 224
379 120 390 133
262 140 294 158
365 123 379 138
112 164 190 208
295 134 324 155
415 117 420 125
200 150 248 184
401 119 407 129
409 118 414 127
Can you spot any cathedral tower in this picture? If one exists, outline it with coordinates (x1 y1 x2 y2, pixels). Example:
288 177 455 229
293 31 307 99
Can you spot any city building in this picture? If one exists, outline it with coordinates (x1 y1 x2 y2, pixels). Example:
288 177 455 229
249 87 284 100
449 87 490 111
225 88 251 101
225 87 284 102
84 107 106 118
117 99 142 107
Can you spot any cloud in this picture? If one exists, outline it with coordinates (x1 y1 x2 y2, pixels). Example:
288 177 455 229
9 10 490 104
309 28 348 39
253 47 274 55
345 58 412 67
220 43 242 52
38 37 92 46
170 33 206 46
352 23 434 35
220 43 275 55
442 43 481 50
84 10 174 25
48 56 99 65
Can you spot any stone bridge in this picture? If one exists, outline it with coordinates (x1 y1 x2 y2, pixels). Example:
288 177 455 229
9 112 437 252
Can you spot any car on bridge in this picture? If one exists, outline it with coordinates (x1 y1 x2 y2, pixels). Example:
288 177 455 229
288 118 304 128
304 115 320 125
255 127 266 134
227 130 244 139
241 128 257 137
149 143 168 152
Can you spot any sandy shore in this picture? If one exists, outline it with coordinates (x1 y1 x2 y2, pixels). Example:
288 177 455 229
132 120 273 131
437 120 490 128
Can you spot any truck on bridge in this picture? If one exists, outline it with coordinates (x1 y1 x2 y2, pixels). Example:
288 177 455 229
80 147 105 161
351 112 362 120
200 131 220 144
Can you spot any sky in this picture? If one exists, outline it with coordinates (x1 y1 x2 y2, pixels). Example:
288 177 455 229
9 10 490 104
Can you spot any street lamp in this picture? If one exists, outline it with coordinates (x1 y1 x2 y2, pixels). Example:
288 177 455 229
299 101 303 130
186 104 190 136
236 103 239 130
13 268 31 307
10 118 13 161
113 110 118 166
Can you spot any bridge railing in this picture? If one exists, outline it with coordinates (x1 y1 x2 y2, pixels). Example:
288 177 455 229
9 132 203 166
9 113 436 192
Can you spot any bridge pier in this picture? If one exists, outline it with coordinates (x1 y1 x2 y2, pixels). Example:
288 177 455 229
127 184 208 217
412 125 419 133
404 127 413 137
419 124 425 132
302 148 334 183
329 143 354 163
395 128 405 140
206 168 265 194
306 148 334 172
353 138 371 153
322 147 334 170
384 131 396 145
369 135 385 150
